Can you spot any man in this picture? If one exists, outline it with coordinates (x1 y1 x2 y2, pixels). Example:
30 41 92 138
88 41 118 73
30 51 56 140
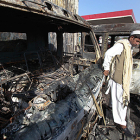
103 30 140 137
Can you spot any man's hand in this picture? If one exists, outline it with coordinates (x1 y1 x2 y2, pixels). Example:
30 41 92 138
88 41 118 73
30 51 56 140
103 70 109 76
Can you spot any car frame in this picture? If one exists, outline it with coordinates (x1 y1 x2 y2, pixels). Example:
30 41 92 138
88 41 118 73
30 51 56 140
0 0 104 140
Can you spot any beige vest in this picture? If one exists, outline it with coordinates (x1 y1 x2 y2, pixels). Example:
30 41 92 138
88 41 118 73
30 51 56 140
110 49 124 85
109 39 133 106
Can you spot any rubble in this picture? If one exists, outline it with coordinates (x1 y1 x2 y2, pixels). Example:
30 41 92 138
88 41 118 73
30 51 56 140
0 62 104 140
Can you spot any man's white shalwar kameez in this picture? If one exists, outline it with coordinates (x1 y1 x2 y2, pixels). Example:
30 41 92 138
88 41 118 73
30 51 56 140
103 40 132 126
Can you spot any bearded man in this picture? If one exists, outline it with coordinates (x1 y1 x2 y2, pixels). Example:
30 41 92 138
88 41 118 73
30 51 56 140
103 30 140 137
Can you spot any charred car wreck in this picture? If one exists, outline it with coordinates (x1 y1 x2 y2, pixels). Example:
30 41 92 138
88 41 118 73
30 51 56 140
0 0 105 140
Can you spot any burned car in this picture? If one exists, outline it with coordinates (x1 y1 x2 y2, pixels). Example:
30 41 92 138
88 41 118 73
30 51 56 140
0 0 104 140
92 23 140 95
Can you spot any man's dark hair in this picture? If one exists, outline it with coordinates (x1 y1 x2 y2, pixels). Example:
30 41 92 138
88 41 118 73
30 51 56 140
128 34 140 40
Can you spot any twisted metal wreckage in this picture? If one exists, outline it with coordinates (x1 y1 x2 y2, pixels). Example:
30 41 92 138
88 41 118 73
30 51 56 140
0 0 137 140
0 0 106 140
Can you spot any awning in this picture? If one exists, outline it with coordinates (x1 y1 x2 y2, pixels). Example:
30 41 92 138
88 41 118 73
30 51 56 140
82 9 136 25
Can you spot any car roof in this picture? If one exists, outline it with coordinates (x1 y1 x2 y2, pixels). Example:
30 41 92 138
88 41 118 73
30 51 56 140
0 0 91 33
91 23 140 36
